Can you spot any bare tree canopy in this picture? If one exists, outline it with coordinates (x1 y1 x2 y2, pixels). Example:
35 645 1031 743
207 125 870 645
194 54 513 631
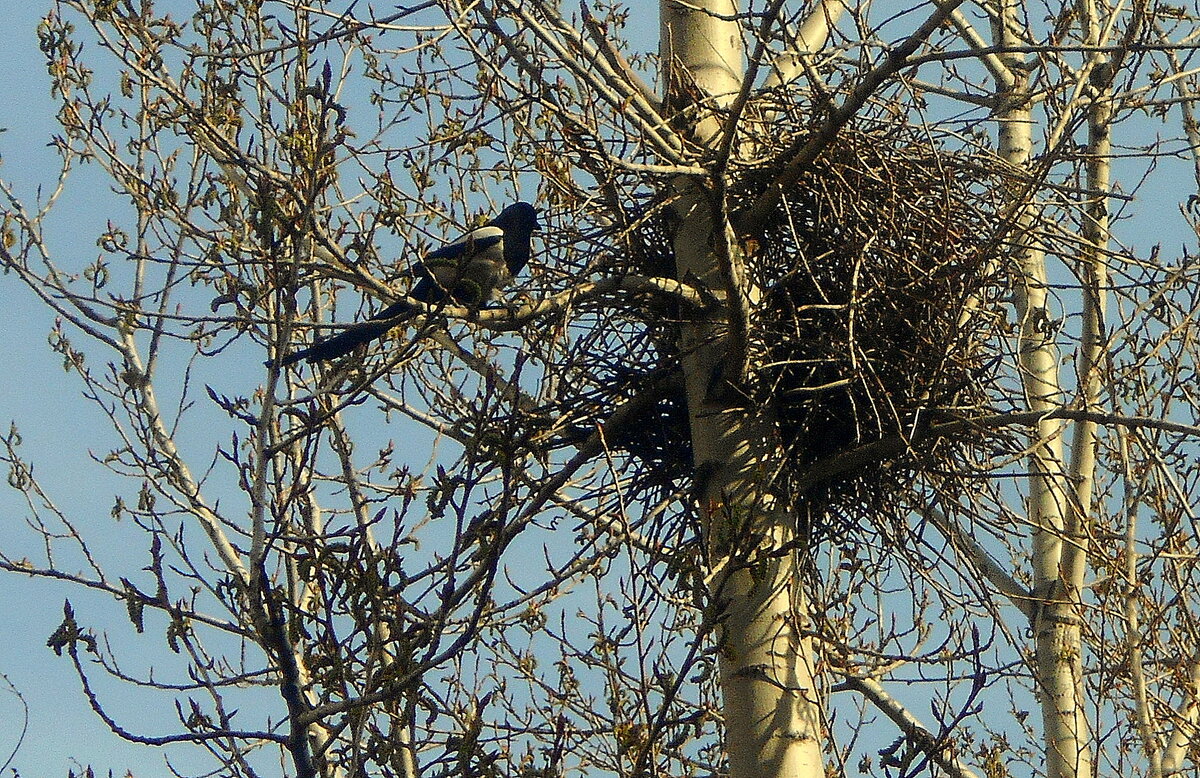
3 0 1200 777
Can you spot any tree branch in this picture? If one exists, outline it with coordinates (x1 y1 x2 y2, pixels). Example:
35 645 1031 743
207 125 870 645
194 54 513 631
797 408 1200 492
739 0 972 231
841 675 983 778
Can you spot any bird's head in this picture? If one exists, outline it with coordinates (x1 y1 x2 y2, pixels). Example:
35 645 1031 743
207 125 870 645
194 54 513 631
493 201 540 234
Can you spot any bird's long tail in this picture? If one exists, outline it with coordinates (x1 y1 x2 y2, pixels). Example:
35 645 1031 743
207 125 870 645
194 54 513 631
278 301 415 366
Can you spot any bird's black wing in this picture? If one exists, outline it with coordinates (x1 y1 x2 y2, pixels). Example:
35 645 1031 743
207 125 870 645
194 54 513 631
424 231 503 262
414 226 507 307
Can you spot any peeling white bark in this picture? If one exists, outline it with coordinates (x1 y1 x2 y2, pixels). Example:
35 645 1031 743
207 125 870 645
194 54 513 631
661 2 825 776
991 0 1092 774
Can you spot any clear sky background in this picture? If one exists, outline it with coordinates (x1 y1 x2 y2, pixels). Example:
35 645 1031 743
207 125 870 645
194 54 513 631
0 2 197 773
0 0 282 772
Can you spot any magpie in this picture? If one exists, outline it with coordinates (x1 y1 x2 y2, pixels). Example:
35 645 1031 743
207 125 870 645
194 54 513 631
280 202 540 366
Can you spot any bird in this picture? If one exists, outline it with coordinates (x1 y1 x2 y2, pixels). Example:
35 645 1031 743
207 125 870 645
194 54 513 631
280 202 540 366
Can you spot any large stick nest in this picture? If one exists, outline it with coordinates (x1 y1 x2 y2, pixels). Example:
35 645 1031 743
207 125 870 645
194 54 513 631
596 119 1014 536
740 123 1012 533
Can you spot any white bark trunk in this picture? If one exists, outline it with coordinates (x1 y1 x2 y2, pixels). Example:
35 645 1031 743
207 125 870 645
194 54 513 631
992 1 1092 774
661 3 825 776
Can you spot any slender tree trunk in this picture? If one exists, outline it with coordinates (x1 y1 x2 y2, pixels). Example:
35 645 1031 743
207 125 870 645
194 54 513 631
992 1 1092 775
661 3 825 776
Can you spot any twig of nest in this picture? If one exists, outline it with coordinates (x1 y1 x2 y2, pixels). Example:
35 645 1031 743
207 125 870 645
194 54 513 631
741 121 1013 536
547 115 1015 544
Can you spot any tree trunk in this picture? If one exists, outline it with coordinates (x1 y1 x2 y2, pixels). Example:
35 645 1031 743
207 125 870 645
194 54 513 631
992 1 1092 774
661 2 825 776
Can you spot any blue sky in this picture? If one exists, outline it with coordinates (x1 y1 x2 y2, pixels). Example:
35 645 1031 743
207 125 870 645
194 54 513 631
0 2 190 772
